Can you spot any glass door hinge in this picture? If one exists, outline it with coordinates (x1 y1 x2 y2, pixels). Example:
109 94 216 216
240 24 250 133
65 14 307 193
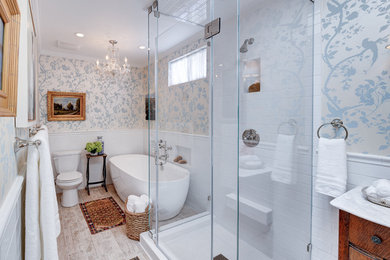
204 18 221 39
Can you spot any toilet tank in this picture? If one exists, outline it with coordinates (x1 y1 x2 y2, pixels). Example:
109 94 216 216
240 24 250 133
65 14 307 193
52 150 82 173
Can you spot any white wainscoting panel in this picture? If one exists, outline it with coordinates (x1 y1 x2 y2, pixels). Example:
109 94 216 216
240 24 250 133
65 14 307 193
312 153 390 260
48 129 146 192
0 176 24 260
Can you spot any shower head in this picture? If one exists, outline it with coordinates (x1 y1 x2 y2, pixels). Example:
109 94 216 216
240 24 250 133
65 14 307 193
240 38 254 53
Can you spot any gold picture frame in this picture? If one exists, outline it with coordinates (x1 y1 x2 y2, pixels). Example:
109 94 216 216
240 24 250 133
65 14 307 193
47 91 86 121
0 0 21 117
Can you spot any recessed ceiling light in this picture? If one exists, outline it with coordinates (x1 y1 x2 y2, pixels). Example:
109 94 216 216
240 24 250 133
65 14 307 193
386 44 390 49
138 45 146 50
75 32 85 38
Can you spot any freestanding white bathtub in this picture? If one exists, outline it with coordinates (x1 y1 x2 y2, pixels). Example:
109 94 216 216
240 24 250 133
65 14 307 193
109 154 190 220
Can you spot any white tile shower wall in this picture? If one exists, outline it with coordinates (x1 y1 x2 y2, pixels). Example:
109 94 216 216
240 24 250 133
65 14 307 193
48 129 146 192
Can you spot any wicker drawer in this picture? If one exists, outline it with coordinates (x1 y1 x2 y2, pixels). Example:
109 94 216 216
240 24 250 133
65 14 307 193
349 214 390 258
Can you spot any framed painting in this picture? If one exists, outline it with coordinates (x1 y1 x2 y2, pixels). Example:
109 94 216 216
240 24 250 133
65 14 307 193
47 91 86 121
0 0 20 116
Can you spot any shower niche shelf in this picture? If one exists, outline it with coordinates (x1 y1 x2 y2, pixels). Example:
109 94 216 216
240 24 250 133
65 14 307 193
226 193 272 226
242 57 261 94
239 167 272 178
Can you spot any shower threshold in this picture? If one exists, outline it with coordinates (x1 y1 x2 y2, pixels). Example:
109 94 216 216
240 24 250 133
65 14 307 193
140 214 271 260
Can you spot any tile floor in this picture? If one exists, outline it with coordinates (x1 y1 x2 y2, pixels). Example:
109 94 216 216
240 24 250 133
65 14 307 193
56 185 150 260
56 184 202 260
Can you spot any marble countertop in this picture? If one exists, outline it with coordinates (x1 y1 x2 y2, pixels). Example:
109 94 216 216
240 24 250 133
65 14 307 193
330 187 390 228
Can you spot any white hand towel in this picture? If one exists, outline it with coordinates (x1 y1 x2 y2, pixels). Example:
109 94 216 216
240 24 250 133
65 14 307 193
140 194 149 204
315 138 347 197
365 186 378 198
134 201 147 213
271 134 296 184
128 195 138 204
26 126 60 260
127 200 135 213
373 179 390 198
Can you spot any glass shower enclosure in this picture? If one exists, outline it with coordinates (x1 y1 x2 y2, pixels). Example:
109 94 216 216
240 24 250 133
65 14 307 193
146 0 314 259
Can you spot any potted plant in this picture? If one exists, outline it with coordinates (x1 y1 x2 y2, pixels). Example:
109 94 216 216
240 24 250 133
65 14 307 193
85 141 103 156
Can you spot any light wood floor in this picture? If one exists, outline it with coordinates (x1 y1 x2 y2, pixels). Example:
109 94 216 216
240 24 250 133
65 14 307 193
56 185 150 260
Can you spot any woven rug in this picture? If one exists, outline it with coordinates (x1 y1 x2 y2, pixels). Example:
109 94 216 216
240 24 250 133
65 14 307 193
80 197 126 234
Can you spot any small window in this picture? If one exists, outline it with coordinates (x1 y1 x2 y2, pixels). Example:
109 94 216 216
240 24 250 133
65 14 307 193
168 47 207 86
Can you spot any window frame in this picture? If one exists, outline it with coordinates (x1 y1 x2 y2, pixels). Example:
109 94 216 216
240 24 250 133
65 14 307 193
0 0 20 117
168 46 207 87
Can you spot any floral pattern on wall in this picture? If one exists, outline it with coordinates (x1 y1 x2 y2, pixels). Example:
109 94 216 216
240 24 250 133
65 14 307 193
39 55 147 132
322 0 390 155
0 117 17 207
148 37 209 136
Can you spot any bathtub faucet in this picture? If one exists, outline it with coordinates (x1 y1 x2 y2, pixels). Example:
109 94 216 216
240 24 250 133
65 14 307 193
157 139 172 166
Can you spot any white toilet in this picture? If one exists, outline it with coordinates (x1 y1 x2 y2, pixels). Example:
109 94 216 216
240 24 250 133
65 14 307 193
53 150 83 207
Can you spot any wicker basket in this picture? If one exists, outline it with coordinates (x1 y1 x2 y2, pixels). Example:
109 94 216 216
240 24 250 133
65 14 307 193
125 199 150 241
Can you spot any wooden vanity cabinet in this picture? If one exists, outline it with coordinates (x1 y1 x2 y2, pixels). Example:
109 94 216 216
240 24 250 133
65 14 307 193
339 210 390 260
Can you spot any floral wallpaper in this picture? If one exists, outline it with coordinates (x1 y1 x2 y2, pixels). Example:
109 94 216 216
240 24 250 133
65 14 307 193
0 118 18 207
148 37 209 136
38 55 148 132
321 0 390 155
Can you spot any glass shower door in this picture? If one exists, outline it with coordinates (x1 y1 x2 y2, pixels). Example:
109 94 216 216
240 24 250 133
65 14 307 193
237 0 314 259
147 0 214 258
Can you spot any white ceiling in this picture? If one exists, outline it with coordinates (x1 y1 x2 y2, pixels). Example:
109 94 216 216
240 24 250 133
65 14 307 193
36 0 263 67
36 0 206 67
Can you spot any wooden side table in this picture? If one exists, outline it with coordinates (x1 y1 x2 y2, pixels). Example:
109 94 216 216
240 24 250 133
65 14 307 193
85 153 108 195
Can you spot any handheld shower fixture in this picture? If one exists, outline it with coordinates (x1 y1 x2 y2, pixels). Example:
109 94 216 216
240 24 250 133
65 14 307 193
240 38 254 53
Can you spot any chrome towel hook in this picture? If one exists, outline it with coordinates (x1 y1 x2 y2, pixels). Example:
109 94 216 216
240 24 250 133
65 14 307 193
317 119 348 140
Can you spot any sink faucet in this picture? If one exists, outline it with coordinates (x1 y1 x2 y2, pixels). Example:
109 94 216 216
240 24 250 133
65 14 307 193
156 139 172 166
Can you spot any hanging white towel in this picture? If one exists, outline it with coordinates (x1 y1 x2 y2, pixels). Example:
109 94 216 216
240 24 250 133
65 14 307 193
25 126 60 260
315 138 347 197
271 134 296 184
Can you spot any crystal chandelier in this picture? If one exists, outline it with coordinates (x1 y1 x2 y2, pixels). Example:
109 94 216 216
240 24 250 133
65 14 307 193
96 40 130 76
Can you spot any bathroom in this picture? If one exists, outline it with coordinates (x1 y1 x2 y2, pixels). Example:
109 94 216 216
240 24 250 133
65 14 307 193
1 0 390 259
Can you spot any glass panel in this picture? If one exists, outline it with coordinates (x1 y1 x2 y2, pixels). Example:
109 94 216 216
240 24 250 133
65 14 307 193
147 8 159 244
212 0 240 259
238 0 314 259
148 0 213 259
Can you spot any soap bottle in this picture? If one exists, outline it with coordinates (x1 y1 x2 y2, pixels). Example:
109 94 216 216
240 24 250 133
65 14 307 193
97 136 104 155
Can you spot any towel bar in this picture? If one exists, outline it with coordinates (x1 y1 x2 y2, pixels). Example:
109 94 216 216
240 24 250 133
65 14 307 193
14 137 41 153
317 119 348 140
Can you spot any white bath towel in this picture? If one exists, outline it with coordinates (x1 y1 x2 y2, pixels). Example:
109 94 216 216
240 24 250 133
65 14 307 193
271 134 296 184
25 126 60 260
315 138 347 197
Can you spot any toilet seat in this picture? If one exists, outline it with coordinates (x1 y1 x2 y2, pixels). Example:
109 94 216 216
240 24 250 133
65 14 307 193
57 171 82 184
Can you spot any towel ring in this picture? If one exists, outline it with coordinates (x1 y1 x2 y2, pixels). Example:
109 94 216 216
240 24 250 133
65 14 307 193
317 119 348 140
